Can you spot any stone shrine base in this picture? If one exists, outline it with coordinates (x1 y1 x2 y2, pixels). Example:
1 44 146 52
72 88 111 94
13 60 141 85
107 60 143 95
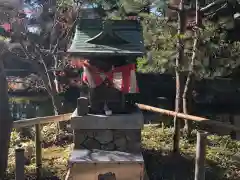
66 149 147 180
66 109 149 180
71 109 144 153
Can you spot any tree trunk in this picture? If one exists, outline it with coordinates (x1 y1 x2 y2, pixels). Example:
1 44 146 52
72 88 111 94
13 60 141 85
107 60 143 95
0 50 12 179
182 0 200 137
182 74 193 136
173 0 185 153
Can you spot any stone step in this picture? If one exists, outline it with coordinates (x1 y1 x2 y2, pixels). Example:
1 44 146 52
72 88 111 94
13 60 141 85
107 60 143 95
66 149 146 180
69 149 144 164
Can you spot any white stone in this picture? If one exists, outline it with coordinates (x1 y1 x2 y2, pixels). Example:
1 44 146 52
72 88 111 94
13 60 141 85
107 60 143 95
69 149 144 163
67 149 144 180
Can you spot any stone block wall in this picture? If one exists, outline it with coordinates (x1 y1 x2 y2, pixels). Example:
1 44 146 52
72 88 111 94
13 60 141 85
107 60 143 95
71 110 144 152
74 129 141 153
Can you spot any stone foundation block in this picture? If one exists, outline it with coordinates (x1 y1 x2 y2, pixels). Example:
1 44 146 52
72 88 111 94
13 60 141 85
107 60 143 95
66 149 145 180
74 129 141 153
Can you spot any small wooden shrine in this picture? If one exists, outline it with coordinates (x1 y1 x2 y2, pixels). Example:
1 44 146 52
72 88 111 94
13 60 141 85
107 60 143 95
68 18 144 114
65 14 148 180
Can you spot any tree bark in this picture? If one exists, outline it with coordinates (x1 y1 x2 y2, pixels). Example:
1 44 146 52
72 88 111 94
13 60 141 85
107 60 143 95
182 0 200 137
173 0 185 153
0 46 12 179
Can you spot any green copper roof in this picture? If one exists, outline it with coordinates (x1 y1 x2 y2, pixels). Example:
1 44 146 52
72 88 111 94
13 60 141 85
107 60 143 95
67 19 144 56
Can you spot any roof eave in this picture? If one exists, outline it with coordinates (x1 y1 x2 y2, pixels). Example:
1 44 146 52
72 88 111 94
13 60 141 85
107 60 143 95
67 50 144 56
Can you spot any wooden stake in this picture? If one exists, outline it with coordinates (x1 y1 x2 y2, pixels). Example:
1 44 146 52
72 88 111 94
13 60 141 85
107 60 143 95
35 124 42 180
194 131 207 180
0 46 12 179
15 146 25 180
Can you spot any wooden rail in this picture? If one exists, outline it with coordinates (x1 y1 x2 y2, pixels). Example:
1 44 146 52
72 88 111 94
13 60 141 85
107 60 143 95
13 104 239 180
13 113 72 128
136 103 240 180
136 103 240 132
13 113 71 179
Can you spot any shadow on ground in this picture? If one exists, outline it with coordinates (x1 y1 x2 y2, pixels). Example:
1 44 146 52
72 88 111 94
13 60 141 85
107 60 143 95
143 149 228 180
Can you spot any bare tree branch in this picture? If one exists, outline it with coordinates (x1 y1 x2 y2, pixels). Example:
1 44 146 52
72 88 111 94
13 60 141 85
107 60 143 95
200 0 226 13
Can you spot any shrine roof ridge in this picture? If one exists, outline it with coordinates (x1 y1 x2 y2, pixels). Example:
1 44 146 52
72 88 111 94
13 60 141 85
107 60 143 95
77 19 142 30
67 19 145 56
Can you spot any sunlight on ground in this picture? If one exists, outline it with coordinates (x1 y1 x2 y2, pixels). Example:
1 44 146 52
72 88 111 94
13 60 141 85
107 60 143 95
7 125 240 180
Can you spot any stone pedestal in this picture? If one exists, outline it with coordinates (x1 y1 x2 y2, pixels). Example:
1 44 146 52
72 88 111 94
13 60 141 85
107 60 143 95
71 109 143 153
67 149 144 180
66 108 148 180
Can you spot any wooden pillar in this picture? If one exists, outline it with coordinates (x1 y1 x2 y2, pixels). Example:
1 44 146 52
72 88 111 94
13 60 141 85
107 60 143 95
232 115 240 140
35 124 42 180
229 115 236 139
15 146 25 180
194 131 208 180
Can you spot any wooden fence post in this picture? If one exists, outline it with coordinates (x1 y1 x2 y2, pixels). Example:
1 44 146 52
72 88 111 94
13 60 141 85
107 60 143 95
15 146 25 180
35 124 42 180
194 131 208 180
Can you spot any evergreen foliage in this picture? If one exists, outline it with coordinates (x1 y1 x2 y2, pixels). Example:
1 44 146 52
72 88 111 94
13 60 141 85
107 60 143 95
136 2 240 78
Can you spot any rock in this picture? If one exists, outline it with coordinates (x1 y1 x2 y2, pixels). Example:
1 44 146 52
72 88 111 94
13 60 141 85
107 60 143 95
74 130 87 145
74 143 86 149
125 130 141 142
84 138 101 149
113 130 125 139
114 137 127 151
101 142 115 151
86 130 95 138
95 130 113 144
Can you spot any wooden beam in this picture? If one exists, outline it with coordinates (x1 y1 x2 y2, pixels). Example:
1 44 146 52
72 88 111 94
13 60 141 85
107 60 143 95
136 103 240 132
13 113 72 128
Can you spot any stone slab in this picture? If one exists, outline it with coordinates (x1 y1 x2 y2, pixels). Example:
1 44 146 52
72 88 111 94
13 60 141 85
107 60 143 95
68 149 144 164
71 109 144 129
